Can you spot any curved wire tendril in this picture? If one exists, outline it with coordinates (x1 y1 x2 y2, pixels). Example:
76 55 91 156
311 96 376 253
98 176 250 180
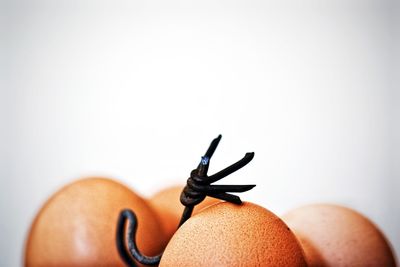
116 135 255 266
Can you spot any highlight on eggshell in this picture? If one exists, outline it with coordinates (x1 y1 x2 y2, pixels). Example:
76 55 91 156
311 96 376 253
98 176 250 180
282 203 397 267
159 201 307 267
25 177 166 267
148 185 220 243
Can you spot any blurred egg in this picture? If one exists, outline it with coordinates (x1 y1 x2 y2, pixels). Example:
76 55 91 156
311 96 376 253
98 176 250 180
25 177 165 267
159 201 307 267
148 185 220 243
282 204 397 267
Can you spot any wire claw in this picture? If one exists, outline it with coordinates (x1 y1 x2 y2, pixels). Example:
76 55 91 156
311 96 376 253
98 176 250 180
180 137 255 218
116 135 255 267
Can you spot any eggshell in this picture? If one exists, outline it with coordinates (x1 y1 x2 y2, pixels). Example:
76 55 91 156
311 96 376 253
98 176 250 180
159 201 307 267
25 177 165 267
148 185 220 243
282 204 397 267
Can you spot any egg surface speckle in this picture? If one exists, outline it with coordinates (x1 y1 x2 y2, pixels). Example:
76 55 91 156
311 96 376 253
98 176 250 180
282 204 397 267
160 202 307 267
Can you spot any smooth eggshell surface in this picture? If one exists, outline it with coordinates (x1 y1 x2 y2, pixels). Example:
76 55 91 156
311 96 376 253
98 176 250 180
25 177 165 267
282 204 397 267
160 201 307 267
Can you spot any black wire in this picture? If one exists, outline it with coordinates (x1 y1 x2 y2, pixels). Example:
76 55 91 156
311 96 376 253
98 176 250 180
116 135 255 266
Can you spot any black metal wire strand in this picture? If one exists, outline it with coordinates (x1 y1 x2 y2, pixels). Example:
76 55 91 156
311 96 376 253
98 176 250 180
116 210 162 266
116 135 256 266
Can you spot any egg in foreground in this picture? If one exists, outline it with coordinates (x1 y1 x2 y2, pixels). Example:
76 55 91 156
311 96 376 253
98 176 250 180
25 177 165 267
149 185 220 243
159 201 307 267
282 204 397 267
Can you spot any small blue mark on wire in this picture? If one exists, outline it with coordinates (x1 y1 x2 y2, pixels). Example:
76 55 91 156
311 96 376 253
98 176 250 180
201 156 209 165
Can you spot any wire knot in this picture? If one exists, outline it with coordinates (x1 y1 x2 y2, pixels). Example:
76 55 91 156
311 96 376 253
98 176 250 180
180 171 208 206
180 135 255 207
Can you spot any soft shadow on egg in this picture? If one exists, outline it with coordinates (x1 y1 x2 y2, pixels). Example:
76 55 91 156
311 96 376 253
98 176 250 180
282 204 397 267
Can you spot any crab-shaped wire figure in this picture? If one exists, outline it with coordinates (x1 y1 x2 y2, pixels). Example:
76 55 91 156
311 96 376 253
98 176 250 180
116 135 255 266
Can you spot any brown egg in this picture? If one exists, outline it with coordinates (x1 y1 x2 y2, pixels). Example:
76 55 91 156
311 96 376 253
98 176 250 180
282 204 397 267
159 201 307 267
148 185 220 244
25 177 165 267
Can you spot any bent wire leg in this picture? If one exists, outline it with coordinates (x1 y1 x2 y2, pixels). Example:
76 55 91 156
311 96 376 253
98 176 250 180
204 134 222 159
206 152 255 183
116 210 162 267
207 192 242 204
116 210 138 267
186 180 256 193
178 205 194 227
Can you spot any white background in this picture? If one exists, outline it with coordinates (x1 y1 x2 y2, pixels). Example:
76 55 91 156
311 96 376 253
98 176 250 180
1 0 399 266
